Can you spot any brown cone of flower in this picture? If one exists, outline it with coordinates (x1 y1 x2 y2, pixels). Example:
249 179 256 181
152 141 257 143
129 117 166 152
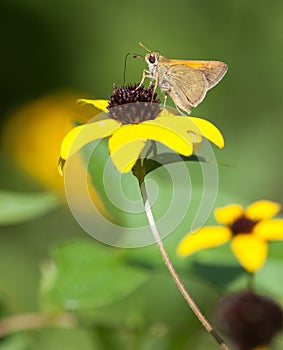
107 84 161 124
217 291 283 350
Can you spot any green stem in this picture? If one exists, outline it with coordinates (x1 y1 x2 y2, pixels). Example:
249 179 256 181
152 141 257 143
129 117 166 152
138 180 231 350
247 272 255 291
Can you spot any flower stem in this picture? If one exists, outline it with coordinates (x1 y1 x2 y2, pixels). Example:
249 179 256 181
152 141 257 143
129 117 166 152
139 181 231 350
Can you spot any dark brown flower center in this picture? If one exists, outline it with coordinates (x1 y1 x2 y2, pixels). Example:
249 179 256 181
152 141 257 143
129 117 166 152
217 291 283 349
107 84 161 124
230 216 258 236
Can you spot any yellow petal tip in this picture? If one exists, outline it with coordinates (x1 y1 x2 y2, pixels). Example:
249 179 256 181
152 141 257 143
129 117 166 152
246 200 281 221
76 99 109 112
76 99 85 106
214 204 244 225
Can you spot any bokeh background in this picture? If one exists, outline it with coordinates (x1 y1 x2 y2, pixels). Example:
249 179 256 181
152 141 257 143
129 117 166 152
1 0 283 349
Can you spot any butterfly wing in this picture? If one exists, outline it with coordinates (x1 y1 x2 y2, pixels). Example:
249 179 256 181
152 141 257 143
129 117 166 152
168 64 208 112
169 60 228 89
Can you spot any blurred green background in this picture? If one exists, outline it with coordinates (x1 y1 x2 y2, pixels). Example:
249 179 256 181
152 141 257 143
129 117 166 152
1 0 283 349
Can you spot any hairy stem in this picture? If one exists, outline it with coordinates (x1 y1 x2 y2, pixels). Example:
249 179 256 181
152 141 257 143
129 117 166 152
139 181 231 350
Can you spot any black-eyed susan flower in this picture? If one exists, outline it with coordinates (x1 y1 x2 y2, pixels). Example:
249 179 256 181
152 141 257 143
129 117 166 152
177 200 283 273
59 84 224 174
217 291 283 350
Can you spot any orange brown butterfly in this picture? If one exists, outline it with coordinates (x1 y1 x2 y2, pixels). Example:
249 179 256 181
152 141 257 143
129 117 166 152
136 42 228 115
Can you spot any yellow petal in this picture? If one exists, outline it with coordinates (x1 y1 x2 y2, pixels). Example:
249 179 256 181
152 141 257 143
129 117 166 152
77 99 109 112
158 110 177 118
144 119 193 154
146 117 194 150
214 204 244 225
231 234 267 272
245 200 281 221
60 125 84 160
109 138 145 173
109 123 193 158
60 119 120 160
254 219 283 241
189 117 225 149
154 115 224 148
177 226 231 256
157 117 204 153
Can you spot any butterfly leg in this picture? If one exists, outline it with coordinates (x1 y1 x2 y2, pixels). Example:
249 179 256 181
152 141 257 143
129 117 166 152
150 69 159 102
136 69 151 90
162 93 168 114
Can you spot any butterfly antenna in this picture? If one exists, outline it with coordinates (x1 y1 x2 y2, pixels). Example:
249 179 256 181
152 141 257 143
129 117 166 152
138 42 151 52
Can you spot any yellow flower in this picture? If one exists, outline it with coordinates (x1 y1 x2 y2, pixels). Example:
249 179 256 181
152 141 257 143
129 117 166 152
2 92 100 191
177 200 283 273
2 92 109 216
59 85 224 174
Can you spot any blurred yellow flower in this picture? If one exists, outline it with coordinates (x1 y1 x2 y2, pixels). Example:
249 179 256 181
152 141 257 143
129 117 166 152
177 200 283 273
59 85 224 174
2 92 108 214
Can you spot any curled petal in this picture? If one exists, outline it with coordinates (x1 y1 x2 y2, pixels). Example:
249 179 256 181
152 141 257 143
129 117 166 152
245 200 281 221
58 157 66 176
108 138 146 173
231 234 267 272
189 117 224 148
77 99 109 112
254 219 283 241
60 125 84 160
214 204 244 225
177 226 231 256
60 119 120 160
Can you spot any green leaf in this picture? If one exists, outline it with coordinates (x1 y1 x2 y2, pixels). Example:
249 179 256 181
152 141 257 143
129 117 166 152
42 241 149 310
0 333 31 350
0 191 59 225
77 274 222 349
